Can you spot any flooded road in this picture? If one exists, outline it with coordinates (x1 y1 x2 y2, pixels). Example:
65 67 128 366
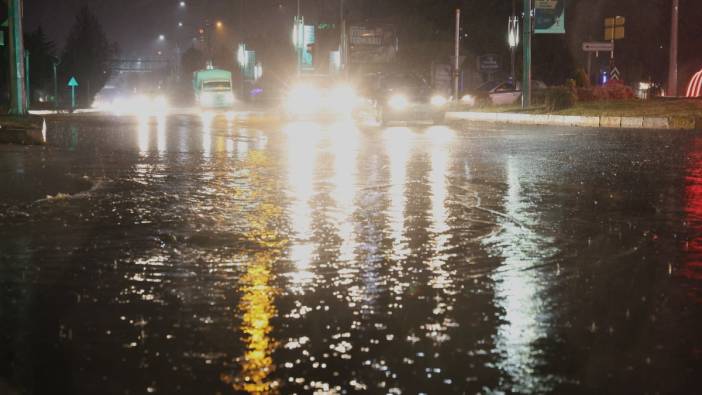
1 113 702 394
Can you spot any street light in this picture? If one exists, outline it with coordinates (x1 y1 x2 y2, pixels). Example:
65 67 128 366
158 34 166 41
179 1 186 7
216 21 224 29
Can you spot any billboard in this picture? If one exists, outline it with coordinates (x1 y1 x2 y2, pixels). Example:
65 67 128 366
535 0 566 34
348 24 398 64
302 25 316 70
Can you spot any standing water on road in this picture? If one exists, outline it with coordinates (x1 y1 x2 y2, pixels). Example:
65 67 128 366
1 114 702 394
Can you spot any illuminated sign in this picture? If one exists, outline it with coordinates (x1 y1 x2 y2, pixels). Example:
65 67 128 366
535 0 565 34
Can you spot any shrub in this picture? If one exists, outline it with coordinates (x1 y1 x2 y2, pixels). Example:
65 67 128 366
592 80 635 100
577 88 596 102
574 68 591 89
544 86 577 111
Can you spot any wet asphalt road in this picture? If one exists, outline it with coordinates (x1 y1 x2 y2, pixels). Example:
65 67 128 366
1 112 702 394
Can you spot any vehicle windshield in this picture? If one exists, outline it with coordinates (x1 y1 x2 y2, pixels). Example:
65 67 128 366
478 80 502 92
203 81 231 91
382 74 427 89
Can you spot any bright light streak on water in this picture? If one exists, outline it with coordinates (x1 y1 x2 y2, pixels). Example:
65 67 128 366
137 116 150 156
284 122 322 275
329 121 361 261
489 156 554 393
383 127 414 260
156 116 167 156
201 112 213 158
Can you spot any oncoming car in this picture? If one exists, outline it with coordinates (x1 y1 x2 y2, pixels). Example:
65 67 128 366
282 75 360 119
461 79 547 107
373 73 448 125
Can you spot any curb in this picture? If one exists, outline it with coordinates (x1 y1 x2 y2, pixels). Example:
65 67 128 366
0 117 47 145
446 111 699 130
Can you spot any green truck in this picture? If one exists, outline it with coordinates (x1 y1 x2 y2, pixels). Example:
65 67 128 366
193 68 235 109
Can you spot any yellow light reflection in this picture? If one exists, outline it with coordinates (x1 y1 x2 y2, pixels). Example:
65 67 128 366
221 150 285 394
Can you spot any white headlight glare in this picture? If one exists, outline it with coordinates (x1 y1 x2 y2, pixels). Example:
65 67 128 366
286 84 322 114
461 94 475 105
388 94 408 110
431 95 448 107
330 85 359 113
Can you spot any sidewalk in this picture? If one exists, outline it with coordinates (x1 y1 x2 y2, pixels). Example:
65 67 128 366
446 111 699 130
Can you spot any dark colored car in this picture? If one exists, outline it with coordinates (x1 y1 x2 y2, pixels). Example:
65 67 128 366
373 73 449 125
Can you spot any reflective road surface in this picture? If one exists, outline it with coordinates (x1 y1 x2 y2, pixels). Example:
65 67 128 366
2 113 702 394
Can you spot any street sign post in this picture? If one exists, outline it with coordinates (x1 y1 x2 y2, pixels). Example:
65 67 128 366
582 42 614 52
68 77 79 111
604 16 625 60
582 42 614 81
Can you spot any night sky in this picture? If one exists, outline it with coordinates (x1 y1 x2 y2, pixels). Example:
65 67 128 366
22 0 702 85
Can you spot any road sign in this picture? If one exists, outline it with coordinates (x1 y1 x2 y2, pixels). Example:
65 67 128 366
604 16 625 40
478 54 500 72
582 42 614 52
68 77 78 110
610 66 621 81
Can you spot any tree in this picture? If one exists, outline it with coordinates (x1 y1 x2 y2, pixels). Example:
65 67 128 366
181 46 206 77
24 27 57 101
60 6 116 107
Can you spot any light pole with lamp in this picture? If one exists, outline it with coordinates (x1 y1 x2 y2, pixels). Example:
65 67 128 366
668 0 679 97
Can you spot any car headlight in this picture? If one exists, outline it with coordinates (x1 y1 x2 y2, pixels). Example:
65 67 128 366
431 95 448 107
388 94 408 110
461 94 476 106
285 84 322 114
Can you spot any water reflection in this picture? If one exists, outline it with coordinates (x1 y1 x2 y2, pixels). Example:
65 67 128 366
283 122 322 281
156 115 167 156
221 150 285 393
487 156 556 393
683 137 702 301
137 116 150 155
201 112 213 158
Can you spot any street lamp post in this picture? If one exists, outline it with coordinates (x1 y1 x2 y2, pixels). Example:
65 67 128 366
454 8 460 101
52 58 61 112
668 0 679 97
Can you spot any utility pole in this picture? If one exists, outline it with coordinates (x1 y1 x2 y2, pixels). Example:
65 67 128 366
340 0 346 74
8 0 27 115
668 0 679 97
509 0 518 83
453 8 460 101
521 0 532 108
52 59 60 112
